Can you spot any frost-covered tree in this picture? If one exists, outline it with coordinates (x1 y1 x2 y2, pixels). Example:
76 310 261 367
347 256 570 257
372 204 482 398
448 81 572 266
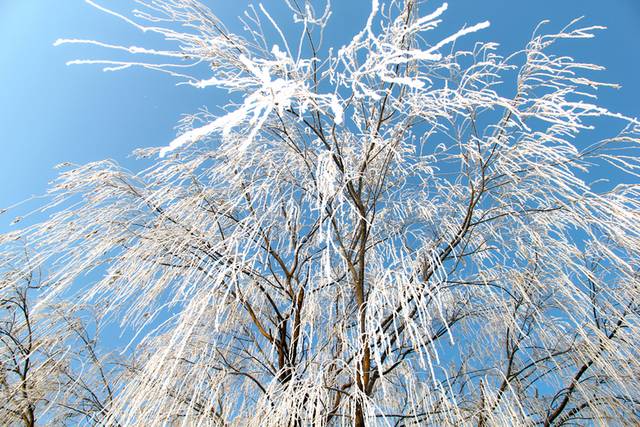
0 244 122 426
3 0 640 425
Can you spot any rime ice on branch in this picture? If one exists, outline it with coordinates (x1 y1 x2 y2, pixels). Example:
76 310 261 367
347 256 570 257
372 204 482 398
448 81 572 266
4 0 640 425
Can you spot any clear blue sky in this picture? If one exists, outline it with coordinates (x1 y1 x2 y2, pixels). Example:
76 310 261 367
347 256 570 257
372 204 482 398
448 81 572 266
1 0 639 230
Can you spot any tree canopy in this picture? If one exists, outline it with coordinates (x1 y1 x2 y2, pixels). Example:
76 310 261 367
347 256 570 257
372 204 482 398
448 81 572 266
2 1 640 425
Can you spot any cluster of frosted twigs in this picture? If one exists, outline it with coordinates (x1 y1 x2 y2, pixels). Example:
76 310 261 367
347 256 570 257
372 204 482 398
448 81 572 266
2 0 639 425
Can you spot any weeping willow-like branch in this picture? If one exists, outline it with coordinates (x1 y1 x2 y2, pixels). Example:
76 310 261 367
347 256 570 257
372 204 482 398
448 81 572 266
2 0 640 425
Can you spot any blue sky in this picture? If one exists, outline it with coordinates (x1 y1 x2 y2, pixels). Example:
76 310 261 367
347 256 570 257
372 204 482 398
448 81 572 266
1 0 639 231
